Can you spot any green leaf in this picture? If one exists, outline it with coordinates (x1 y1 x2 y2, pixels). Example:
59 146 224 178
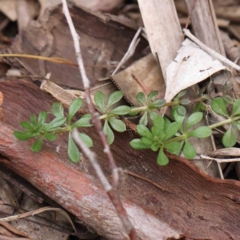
157 148 169 165
177 90 186 98
151 142 160 152
72 114 92 128
180 99 190 105
141 137 153 146
109 118 126 132
139 112 148 126
149 111 158 121
14 131 35 140
183 141 196 159
110 105 131 115
51 102 64 117
79 132 93 147
164 142 182 155
185 112 203 131
194 102 206 112
21 121 32 130
136 92 146 105
172 107 185 126
130 139 151 149
94 91 105 112
150 98 166 108
68 133 80 163
235 121 240 131
223 95 233 104
45 117 66 130
38 111 48 126
103 121 114 145
222 126 237 147
164 122 179 140
31 137 43 152
68 98 83 124
177 105 186 116
188 126 212 138
231 99 240 117
107 91 123 109
137 125 153 139
45 133 57 141
30 114 37 126
153 115 164 132
151 125 161 137
211 97 228 117
148 91 158 101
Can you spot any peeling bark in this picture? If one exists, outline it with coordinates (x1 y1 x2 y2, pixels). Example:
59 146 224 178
1 80 240 239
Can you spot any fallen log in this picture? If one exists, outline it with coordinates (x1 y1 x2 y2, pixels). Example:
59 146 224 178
1 79 240 239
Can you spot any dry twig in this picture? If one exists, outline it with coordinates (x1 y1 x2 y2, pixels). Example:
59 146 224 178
61 1 137 239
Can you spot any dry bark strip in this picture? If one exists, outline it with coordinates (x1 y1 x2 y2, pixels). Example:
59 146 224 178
1 80 240 239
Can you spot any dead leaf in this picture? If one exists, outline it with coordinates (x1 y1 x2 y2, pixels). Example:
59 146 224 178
165 38 228 102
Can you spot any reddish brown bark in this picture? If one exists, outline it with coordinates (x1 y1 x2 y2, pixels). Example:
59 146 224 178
1 80 240 239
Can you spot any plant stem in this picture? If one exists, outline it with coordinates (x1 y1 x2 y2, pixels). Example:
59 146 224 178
209 116 240 129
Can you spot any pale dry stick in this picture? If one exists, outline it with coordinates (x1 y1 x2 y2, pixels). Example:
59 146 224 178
183 28 240 71
61 1 138 239
112 27 142 75
0 206 76 232
201 155 240 164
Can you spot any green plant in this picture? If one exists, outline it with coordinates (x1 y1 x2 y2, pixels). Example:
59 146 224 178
14 89 240 166
14 99 92 163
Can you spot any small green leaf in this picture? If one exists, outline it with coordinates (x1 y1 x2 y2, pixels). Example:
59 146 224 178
164 122 179 140
109 118 126 132
68 133 80 163
110 105 131 115
21 121 32 130
38 111 48 126
31 137 43 152
51 102 64 117
194 102 206 112
136 92 146 105
68 98 83 124
185 112 203 131
211 97 228 117
222 126 237 147
107 91 123 109
153 115 164 131
223 95 233 104
183 141 196 159
130 139 151 149
150 98 166 108
139 112 148 126
157 148 169 165
164 142 182 155
30 114 37 126
151 142 160 152
103 121 114 145
164 117 171 129
148 91 158 101
45 117 66 130
94 91 105 112
231 99 240 117
177 105 186 116
151 126 161 137
149 111 158 121
172 106 185 126
79 133 93 147
188 126 212 138
180 99 190 105
235 121 240 131
14 131 35 140
141 137 153 146
137 125 153 139
177 90 186 98
45 133 57 141
72 114 92 128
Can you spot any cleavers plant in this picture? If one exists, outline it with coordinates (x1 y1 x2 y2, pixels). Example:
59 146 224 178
14 89 240 165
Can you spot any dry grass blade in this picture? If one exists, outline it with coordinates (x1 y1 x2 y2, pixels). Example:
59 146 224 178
0 206 76 233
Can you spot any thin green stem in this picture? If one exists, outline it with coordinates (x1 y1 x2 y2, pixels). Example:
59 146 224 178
209 116 240 129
